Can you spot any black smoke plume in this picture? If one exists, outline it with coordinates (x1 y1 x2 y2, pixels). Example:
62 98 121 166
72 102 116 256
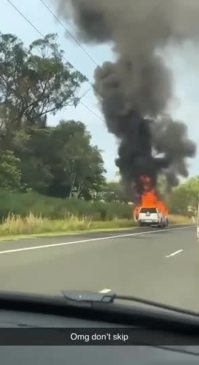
54 0 197 195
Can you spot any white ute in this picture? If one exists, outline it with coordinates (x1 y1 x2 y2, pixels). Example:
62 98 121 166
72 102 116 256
138 207 168 228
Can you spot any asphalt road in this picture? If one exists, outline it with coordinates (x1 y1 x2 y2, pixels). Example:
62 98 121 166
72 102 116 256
0 225 198 311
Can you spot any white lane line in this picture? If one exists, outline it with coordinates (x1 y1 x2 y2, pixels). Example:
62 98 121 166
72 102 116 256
166 249 183 258
99 289 112 294
0 225 191 256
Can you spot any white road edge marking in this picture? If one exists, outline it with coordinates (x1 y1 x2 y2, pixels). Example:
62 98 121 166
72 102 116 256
99 289 112 294
0 226 191 256
166 249 183 258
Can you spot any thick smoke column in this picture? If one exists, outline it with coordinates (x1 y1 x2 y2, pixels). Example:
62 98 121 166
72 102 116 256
54 0 198 194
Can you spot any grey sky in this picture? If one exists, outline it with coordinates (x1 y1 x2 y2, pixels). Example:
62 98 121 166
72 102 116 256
1 0 198 180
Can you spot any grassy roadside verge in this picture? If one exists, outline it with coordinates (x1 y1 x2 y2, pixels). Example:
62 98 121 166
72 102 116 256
0 213 193 241
0 214 135 241
168 214 193 225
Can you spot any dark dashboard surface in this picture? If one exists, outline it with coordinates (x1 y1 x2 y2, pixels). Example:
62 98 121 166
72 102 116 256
0 309 199 365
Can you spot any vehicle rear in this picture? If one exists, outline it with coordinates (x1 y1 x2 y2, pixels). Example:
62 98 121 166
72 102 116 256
138 207 164 227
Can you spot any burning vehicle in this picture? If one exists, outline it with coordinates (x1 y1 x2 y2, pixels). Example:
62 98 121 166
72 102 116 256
133 177 168 228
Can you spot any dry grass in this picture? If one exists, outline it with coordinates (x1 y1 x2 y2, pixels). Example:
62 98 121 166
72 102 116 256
0 213 193 238
0 213 134 237
169 214 194 225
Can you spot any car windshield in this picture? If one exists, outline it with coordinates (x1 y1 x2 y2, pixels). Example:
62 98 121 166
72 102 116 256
0 0 198 315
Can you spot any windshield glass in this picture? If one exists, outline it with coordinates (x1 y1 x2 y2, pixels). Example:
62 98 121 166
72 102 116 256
0 0 198 314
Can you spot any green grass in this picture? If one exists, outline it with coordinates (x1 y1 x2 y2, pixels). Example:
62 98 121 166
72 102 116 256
0 190 131 221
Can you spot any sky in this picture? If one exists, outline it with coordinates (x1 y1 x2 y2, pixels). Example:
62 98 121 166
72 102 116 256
0 0 199 181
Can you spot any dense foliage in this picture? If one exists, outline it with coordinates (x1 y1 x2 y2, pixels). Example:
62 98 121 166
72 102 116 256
0 33 105 198
0 190 131 221
168 177 199 215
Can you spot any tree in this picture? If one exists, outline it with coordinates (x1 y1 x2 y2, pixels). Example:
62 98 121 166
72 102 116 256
168 177 199 214
78 145 106 200
15 127 54 194
98 181 127 202
0 33 86 141
47 121 105 199
0 33 105 198
13 121 105 198
0 150 22 191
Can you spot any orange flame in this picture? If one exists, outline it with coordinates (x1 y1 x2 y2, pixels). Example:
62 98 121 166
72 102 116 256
133 176 168 219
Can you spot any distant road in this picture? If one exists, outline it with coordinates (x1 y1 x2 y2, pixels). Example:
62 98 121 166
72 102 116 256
0 225 198 311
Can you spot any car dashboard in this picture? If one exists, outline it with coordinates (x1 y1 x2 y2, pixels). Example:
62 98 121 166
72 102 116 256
0 309 199 364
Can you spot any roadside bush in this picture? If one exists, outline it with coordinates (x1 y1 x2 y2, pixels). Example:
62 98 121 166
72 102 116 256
0 190 132 221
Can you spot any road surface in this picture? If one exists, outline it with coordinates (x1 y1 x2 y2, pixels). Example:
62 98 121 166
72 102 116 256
0 225 198 311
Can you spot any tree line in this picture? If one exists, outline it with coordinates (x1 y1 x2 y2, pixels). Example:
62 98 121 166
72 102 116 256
0 32 106 199
167 176 199 215
0 32 197 208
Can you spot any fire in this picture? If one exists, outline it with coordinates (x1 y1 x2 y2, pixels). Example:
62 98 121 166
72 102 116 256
141 190 158 207
133 176 168 220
